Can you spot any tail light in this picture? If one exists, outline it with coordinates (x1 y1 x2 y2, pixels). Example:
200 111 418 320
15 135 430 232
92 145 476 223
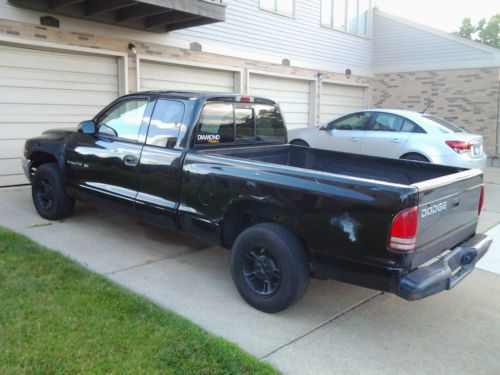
23 149 28 158
446 140 471 154
236 96 254 103
388 207 418 252
478 185 484 215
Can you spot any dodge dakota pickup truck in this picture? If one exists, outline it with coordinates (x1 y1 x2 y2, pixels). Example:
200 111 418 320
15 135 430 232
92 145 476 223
23 91 492 313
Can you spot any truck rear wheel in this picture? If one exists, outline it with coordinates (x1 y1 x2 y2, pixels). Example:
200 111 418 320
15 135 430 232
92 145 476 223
230 223 310 313
32 163 75 220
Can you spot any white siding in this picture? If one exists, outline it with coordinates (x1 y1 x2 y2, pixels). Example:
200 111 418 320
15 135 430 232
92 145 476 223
373 10 500 73
0 0 373 76
170 0 373 75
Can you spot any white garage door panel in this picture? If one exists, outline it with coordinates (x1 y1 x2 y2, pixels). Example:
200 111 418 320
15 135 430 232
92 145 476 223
0 140 25 159
249 74 311 130
0 44 120 186
0 45 118 74
1 87 116 106
4 124 77 141
0 159 22 175
0 174 26 186
320 83 365 124
140 61 235 92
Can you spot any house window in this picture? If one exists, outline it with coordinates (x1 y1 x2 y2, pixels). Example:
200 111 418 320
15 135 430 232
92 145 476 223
260 0 295 17
321 0 370 36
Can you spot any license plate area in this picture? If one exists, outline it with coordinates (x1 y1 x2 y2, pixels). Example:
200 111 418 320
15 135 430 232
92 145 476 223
472 145 481 156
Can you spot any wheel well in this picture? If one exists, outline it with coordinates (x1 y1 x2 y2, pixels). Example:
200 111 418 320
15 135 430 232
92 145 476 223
221 201 307 249
400 152 430 162
290 139 309 147
30 152 58 169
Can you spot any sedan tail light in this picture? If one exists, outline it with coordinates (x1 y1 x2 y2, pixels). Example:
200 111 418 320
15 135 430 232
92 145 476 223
446 140 471 154
388 207 418 252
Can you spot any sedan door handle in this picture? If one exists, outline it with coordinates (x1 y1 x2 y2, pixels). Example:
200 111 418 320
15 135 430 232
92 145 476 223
391 138 401 143
351 137 360 142
123 154 139 167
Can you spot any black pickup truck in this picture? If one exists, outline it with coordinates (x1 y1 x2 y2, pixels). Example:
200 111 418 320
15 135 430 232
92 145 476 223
23 91 492 313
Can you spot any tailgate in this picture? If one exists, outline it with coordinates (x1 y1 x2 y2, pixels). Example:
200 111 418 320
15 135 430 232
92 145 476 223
410 169 483 269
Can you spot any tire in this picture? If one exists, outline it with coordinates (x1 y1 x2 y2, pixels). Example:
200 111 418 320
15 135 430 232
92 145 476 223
32 163 75 220
400 153 430 162
230 223 310 313
290 139 310 147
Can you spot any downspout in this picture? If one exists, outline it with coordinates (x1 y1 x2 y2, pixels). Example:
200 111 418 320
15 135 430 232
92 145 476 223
496 68 500 159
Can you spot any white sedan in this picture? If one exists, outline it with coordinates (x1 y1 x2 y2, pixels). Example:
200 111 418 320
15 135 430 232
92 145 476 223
288 109 487 169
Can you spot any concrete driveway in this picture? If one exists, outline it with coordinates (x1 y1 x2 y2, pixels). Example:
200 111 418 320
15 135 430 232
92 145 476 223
1 168 499 374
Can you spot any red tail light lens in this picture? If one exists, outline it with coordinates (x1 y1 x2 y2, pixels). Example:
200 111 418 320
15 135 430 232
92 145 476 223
446 140 471 154
236 96 254 103
478 185 484 215
388 207 418 252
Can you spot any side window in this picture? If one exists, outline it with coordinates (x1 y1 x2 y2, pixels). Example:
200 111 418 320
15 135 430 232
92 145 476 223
330 112 370 131
196 103 234 145
235 107 254 139
401 120 416 133
146 99 184 148
97 99 148 141
255 104 286 142
372 113 405 132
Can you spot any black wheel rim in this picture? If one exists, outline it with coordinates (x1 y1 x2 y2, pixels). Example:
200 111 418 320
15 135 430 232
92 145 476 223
36 177 54 210
243 247 281 297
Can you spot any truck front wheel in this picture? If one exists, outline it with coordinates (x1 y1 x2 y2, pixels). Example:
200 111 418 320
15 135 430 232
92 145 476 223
230 223 310 313
32 163 75 220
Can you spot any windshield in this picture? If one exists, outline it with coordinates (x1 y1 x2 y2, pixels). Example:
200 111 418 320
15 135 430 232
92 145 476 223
423 115 464 133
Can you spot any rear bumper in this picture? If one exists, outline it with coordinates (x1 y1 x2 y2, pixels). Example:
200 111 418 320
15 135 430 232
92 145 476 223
432 154 487 170
396 233 492 300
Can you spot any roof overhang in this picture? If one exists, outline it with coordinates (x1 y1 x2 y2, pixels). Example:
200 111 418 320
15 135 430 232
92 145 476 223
8 0 226 33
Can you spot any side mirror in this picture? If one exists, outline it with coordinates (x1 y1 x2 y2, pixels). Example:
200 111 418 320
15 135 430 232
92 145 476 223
319 125 330 131
78 120 96 135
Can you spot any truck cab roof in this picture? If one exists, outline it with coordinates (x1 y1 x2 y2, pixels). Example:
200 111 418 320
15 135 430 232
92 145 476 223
124 90 278 105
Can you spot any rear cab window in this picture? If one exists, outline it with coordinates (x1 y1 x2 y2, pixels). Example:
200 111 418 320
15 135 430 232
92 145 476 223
194 100 286 146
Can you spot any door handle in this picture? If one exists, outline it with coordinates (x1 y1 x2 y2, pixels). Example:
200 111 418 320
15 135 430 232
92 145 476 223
351 137 360 142
123 154 139 167
391 138 401 143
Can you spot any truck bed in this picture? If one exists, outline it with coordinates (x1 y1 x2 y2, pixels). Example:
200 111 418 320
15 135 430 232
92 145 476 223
206 144 463 185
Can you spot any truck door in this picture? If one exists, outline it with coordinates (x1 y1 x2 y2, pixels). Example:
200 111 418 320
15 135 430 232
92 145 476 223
136 98 186 230
65 96 153 214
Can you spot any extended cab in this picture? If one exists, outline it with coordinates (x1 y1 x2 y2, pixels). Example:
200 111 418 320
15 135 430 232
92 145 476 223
23 92 492 313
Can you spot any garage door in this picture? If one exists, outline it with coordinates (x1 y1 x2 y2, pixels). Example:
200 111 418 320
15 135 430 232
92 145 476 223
140 61 236 93
320 83 366 124
249 74 311 130
0 44 120 186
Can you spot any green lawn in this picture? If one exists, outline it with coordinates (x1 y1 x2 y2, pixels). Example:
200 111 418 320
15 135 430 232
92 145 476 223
0 227 276 374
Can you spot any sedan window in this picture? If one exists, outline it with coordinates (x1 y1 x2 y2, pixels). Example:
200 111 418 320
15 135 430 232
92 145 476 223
423 115 464 133
372 113 404 132
329 112 371 130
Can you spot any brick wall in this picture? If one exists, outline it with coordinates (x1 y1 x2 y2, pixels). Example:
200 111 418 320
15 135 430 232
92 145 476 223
373 68 500 156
